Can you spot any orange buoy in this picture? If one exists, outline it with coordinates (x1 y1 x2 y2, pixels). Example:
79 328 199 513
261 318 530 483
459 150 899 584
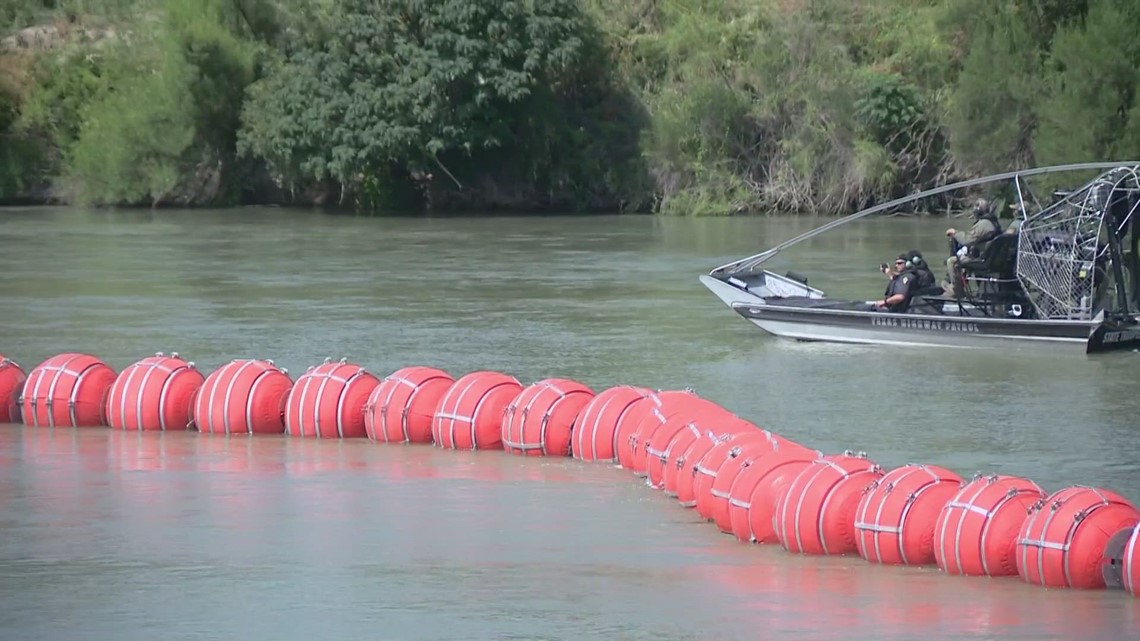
364 366 454 443
284 360 380 438
775 453 884 555
501 378 594 456
104 352 205 431
193 359 293 435
1016 486 1140 589
643 397 733 489
702 432 786 526
431 370 522 450
21 352 117 427
0 355 26 423
741 448 821 543
854 464 963 565
661 422 704 495
934 474 1045 577
671 417 754 505
726 445 814 542
614 389 698 475
693 429 777 517
571 385 651 462
1124 523 1140 596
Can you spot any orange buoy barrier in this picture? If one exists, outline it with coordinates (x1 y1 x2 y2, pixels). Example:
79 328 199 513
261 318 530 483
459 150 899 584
715 440 815 535
934 474 1046 577
1015 486 1140 589
661 422 704 496
703 432 792 528
21 352 117 427
431 370 522 450
854 464 963 565
284 360 380 438
501 378 594 456
644 397 733 489
1124 523 1140 596
364 366 454 443
104 353 205 431
737 448 821 543
726 446 814 542
775 452 884 555
614 389 697 475
693 429 777 517
671 417 755 505
193 359 293 435
0 355 26 423
571 385 651 462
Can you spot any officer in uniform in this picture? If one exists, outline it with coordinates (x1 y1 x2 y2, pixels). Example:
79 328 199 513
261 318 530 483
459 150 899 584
943 198 1002 296
905 250 937 291
872 254 916 312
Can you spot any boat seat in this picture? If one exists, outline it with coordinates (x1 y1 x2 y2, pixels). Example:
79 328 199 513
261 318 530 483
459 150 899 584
956 233 1021 298
958 232 1018 279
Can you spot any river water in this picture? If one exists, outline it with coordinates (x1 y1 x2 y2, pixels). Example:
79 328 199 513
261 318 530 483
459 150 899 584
1 206 1138 640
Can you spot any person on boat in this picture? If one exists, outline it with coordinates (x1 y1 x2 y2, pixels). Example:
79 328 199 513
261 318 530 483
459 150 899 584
880 251 935 290
905 250 937 291
871 254 916 312
943 198 1003 296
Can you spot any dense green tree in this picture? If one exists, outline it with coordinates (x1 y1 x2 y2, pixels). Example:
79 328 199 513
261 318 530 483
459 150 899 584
944 2 1043 173
1034 0 1140 165
238 0 647 210
6 0 1140 213
16 0 264 205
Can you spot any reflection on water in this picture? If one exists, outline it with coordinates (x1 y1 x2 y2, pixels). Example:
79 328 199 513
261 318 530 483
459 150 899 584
1 427 1138 641
2 207 1140 640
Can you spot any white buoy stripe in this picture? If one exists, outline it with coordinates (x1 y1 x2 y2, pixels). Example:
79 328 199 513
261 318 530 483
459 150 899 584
134 358 170 431
43 354 84 427
158 364 196 431
1124 524 1139 594
221 360 258 435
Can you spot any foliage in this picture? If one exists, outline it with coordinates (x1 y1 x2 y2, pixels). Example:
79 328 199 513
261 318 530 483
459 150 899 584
5 0 1140 213
943 2 1044 173
1033 0 1140 165
13 0 263 205
238 0 647 210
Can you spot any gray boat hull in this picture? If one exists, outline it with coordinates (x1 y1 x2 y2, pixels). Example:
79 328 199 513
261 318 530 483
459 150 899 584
699 274 1103 351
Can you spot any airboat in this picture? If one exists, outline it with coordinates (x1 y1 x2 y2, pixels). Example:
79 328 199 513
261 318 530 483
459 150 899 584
700 162 1140 354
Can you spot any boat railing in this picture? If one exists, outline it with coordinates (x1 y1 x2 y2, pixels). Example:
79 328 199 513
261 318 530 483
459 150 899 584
1015 166 1140 320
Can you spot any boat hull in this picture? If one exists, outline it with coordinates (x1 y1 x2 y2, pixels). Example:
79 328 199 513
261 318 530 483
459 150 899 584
699 275 1140 353
732 302 1091 350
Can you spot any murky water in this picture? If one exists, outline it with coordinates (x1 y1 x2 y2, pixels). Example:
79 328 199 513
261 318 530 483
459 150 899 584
1 207 1138 640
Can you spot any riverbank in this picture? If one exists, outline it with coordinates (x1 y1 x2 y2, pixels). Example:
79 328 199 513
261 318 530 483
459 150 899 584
3 1 1138 215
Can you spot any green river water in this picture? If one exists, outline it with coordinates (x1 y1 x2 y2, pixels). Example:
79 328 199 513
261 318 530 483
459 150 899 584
1 206 1138 640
